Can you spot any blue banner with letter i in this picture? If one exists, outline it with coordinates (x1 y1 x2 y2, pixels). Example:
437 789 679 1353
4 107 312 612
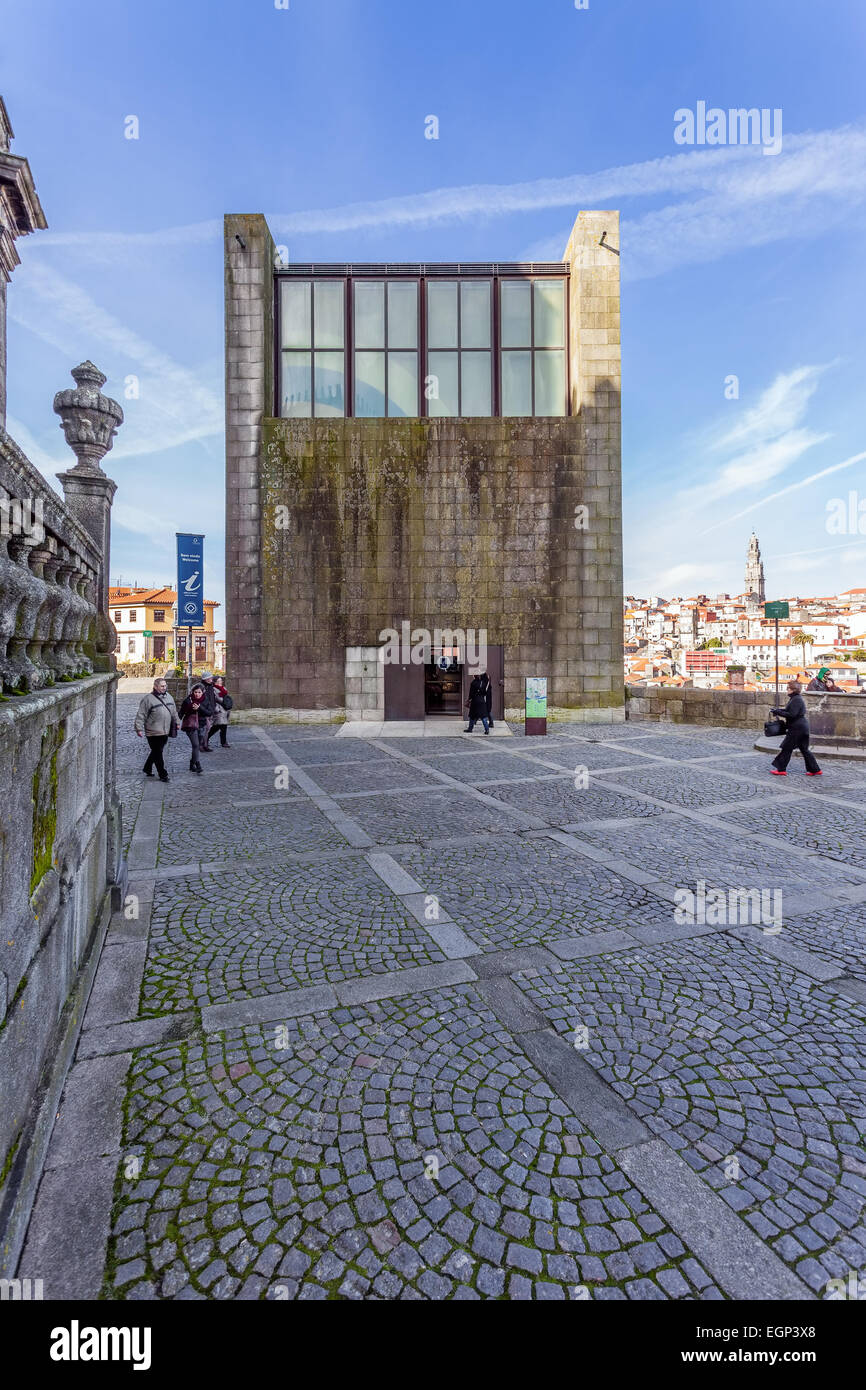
176 533 205 628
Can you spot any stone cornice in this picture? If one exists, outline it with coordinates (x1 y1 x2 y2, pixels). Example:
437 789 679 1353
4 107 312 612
0 149 47 279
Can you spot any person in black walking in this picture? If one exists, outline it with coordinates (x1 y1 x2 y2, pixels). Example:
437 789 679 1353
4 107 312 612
465 674 490 734
134 677 177 782
480 670 494 730
179 683 206 773
770 679 822 776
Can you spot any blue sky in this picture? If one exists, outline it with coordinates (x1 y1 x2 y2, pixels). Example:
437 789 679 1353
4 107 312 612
2 0 866 637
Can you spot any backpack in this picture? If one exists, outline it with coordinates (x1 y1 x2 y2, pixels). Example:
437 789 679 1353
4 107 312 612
221 693 233 711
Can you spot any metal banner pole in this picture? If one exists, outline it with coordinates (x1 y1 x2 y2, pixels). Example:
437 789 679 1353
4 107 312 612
188 625 193 692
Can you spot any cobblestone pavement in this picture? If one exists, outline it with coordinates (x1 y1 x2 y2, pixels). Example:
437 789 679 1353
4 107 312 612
20 701 866 1302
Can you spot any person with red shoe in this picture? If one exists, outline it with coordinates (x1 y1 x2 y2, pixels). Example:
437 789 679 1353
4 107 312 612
770 680 822 776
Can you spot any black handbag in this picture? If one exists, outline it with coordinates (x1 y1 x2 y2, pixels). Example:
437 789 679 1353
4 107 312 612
221 694 234 711
764 712 785 738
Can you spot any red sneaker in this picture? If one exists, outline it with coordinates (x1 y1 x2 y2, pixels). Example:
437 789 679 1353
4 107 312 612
806 770 823 776
771 769 787 775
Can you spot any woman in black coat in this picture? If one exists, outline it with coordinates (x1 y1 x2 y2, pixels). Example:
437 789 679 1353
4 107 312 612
466 675 490 734
770 680 822 775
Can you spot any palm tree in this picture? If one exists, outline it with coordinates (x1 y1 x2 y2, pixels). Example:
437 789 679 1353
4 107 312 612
790 630 815 675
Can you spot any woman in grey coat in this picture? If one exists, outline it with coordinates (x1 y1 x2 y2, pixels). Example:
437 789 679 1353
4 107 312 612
134 678 179 782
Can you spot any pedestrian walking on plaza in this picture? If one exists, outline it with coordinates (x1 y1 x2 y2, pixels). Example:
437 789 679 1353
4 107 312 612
197 673 217 752
205 676 233 749
179 683 206 773
480 670 494 730
134 677 178 782
465 674 490 734
770 679 822 776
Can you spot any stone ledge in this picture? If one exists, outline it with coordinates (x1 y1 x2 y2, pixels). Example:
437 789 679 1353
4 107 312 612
230 706 347 725
0 672 116 732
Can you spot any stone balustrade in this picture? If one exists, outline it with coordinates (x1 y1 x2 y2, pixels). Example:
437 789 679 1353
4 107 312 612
0 427 102 692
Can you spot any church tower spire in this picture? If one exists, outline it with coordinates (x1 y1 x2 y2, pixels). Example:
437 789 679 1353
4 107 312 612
745 532 765 605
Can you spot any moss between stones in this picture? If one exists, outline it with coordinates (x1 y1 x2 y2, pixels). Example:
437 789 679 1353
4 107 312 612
30 721 65 898
0 1127 22 1190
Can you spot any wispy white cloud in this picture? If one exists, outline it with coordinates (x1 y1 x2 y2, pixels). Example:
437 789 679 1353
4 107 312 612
8 263 223 463
26 124 866 282
702 449 866 533
679 366 831 512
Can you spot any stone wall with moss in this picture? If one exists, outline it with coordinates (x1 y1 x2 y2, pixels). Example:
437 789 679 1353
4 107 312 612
0 675 116 1266
251 413 621 711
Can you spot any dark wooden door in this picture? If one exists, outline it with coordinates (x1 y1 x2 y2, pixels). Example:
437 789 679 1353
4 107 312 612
486 644 504 720
462 644 504 720
384 661 425 719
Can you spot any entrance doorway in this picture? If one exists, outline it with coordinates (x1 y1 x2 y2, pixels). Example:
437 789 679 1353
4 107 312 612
425 649 462 715
382 642 505 721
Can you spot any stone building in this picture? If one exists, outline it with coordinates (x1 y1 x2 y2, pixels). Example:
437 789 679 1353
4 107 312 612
224 210 623 721
109 584 220 667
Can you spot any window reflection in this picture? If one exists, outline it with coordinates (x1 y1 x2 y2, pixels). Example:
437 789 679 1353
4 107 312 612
460 281 490 349
501 281 531 348
427 352 458 416
354 282 385 349
427 282 458 349
501 350 532 416
278 274 568 418
388 352 418 417
355 351 386 417
387 282 418 349
461 353 491 416
281 352 312 417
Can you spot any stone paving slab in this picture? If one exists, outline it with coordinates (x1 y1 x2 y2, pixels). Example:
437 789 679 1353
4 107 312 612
715 798 866 869
569 813 866 895
21 700 866 1302
157 802 350 866
594 764 782 810
393 838 677 952
143 859 449 1013
515 935 866 1292
482 779 668 826
99 988 726 1302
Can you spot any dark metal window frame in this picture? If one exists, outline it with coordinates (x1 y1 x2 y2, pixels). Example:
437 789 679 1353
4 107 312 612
352 279 420 419
278 278 347 419
499 278 569 417
274 265 570 419
425 278 494 417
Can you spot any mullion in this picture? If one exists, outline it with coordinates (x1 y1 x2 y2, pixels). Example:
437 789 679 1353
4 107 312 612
530 278 536 416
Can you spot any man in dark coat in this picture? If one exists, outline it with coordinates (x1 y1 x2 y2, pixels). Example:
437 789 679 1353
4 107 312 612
480 671 494 730
770 680 822 775
465 675 490 734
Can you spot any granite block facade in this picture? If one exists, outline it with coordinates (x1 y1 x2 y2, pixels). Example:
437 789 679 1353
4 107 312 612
225 211 623 717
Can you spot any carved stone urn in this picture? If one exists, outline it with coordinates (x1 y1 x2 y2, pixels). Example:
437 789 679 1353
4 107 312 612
53 361 124 472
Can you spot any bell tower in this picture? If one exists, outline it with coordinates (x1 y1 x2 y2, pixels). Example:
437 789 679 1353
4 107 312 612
745 532 765 605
